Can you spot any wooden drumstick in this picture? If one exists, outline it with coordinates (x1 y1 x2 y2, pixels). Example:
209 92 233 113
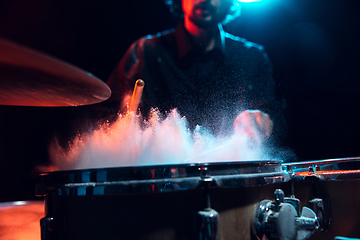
129 79 145 113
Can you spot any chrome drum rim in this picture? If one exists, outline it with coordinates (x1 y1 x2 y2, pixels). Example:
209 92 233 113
37 160 289 196
283 156 360 181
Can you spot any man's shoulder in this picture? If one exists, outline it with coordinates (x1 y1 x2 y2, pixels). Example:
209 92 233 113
224 32 265 52
131 29 176 49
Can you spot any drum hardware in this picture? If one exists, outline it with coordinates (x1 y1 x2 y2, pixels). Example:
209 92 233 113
197 166 219 240
40 216 55 240
308 176 331 233
40 194 64 240
197 208 219 240
309 196 330 232
40 211 66 240
285 179 301 215
252 189 319 240
286 163 332 232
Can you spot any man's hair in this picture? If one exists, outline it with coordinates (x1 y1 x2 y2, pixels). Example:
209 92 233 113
164 0 242 25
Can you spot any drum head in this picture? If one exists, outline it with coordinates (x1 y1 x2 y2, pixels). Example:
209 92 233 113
37 160 289 197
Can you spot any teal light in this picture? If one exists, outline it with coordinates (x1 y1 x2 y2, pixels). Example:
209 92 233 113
238 0 262 2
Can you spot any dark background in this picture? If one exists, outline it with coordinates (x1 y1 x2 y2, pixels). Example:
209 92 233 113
0 0 359 201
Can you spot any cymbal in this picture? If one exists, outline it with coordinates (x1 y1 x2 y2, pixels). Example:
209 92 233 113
0 38 111 107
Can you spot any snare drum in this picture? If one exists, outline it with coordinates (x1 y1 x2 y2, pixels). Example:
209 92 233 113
36 160 289 240
284 157 360 240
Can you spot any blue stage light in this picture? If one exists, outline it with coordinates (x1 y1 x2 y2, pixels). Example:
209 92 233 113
237 0 262 2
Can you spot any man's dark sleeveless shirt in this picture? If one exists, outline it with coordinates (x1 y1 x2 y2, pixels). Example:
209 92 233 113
107 23 283 137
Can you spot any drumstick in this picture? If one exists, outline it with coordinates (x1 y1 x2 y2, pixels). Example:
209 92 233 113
129 79 145 113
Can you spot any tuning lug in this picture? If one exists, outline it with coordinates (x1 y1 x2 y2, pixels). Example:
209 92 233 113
252 189 319 240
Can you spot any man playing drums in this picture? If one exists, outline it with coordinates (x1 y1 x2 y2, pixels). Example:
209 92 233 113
106 0 285 146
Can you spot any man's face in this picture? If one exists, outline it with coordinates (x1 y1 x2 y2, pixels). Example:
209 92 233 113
182 0 232 28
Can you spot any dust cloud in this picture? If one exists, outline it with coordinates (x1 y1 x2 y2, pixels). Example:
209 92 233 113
48 108 280 171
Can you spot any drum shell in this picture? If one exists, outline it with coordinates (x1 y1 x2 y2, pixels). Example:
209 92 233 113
43 183 284 240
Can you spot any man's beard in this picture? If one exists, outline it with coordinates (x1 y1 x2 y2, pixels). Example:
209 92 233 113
189 13 226 29
189 2 227 29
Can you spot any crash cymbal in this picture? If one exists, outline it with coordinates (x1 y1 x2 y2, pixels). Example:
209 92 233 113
0 38 111 107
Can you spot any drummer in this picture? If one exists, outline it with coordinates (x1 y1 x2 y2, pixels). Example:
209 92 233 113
105 0 285 146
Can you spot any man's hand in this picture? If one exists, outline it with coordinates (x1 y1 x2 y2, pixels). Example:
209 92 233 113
234 110 274 145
